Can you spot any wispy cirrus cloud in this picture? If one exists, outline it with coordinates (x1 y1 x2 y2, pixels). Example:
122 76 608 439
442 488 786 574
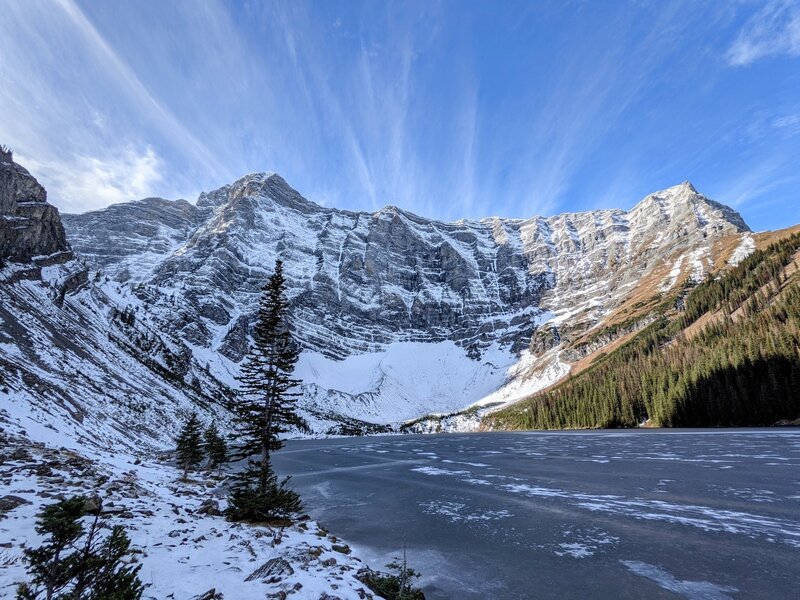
496 0 719 217
710 153 800 213
252 1 477 218
0 0 227 211
727 0 800 66
1 0 798 232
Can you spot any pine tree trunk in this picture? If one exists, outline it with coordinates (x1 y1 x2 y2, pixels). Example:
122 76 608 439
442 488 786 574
46 548 60 600
71 515 100 598
260 387 274 494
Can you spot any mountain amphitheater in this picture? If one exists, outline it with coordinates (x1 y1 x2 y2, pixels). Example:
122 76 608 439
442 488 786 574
3 150 756 442
61 170 753 432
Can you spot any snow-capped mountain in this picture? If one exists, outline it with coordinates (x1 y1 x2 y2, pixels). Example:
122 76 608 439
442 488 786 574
1 143 755 439
58 169 750 430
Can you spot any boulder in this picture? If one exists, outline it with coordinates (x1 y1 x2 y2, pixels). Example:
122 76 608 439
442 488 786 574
0 494 31 517
197 498 222 516
244 557 294 583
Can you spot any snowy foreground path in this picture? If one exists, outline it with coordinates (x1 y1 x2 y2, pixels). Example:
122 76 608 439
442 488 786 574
273 430 800 600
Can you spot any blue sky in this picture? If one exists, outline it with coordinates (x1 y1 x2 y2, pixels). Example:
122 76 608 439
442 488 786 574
1 1 799 231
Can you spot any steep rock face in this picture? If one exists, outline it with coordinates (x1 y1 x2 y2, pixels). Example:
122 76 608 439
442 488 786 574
0 149 70 263
61 172 751 426
0 154 229 450
62 197 199 281
144 173 554 360
536 182 751 338
65 175 749 364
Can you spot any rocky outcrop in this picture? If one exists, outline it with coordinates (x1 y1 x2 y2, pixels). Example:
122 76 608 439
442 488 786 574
0 147 71 263
1 152 232 452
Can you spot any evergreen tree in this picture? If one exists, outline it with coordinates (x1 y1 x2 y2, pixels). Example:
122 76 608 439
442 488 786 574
227 260 307 522
233 260 308 458
16 496 143 600
226 460 303 522
203 421 228 472
358 550 425 600
175 412 204 481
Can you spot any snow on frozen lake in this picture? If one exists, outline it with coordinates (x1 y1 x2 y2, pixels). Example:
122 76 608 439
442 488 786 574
274 429 800 600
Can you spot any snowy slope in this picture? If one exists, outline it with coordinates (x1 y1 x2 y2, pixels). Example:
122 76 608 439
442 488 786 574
0 258 232 451
62 197 200 282
295 341 517 423
0 428 385 599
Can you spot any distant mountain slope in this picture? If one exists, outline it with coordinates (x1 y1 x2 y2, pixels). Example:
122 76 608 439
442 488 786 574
0 150 230 450
64 177 750 360
61 196 200 281
485 230 800 430
61 173 752 428
4 144 765 435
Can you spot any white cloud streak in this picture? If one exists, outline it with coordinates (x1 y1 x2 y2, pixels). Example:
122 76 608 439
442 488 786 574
727 1 800 66
500 1 698 217
1 0 797 231
0 0 230 211
711 154 800 210
52 0 222 176
18 147 164 213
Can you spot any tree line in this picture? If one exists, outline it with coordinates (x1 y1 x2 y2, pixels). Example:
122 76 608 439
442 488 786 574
488 233 800 430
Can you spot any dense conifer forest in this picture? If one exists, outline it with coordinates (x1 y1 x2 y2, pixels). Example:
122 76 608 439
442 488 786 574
487 233 800 430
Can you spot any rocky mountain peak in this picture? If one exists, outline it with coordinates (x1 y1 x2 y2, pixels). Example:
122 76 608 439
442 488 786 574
670 180 697 194
196 183 231 210
629 181 750 235
198 172 320 219
227 171 279 196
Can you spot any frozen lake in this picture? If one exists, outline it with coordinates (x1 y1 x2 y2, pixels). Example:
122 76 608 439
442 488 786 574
273 430 800 599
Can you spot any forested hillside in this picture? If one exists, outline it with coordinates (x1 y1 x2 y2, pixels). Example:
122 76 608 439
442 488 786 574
486 233 800 430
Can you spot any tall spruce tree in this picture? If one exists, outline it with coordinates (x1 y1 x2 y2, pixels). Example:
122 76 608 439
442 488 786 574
16 496 143 600
175 412 204 481
227 260 307 522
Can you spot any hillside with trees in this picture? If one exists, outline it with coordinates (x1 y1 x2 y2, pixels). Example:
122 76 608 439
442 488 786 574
485 233 800 430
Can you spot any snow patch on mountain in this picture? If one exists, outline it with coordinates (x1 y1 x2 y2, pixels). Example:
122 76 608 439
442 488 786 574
296 341 518 424
728 233 756 267
474 348 570 410
660 254 687 292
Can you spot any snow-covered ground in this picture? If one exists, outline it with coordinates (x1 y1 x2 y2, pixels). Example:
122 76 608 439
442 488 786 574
472 348 569 410
0 432 385 599
386 347 571 433
295 340 574 434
